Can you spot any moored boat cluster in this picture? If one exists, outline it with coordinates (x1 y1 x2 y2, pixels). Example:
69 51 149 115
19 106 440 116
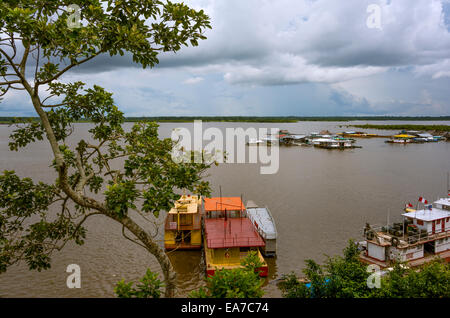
247 128 448 148
164 195 277 277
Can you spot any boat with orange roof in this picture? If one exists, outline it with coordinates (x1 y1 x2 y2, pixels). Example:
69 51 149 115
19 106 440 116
203 196 268 277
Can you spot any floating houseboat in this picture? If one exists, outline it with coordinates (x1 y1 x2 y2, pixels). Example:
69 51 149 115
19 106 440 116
247 138 265 146
246 201 277 257
385 134 415 144
164 195 203 250
406 132 445 143
359 197 450 268
279 134 307 146
261 135 279 145
338 131 380 138
312 138 356 149
203 197 268 277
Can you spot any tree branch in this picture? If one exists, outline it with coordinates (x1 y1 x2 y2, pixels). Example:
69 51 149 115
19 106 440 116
37 52 102 85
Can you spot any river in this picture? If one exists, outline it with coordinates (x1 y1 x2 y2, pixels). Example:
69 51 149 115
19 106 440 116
0 121 449 297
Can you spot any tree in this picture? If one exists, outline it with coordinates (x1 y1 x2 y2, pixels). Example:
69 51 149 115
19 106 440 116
278 272 310 298
0 0 211 297
189 251 265 298
278 240 376 298
372 258 450 298
114 269 163 298
323 239 372 298
278 240 450 298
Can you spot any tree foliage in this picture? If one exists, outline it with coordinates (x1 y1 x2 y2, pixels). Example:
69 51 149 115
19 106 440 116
278 240 450 298
189 251 265 298
114 269 163 298
371 258 450 298
0 0 211 297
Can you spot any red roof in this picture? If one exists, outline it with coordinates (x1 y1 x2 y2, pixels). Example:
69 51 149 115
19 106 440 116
204 218 265 249
204 197 244 212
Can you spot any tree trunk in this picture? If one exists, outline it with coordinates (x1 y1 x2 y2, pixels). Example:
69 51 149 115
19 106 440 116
117 215 177 298
26 87 177 298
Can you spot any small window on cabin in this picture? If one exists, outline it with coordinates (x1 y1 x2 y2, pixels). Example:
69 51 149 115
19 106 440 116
417 220 424 226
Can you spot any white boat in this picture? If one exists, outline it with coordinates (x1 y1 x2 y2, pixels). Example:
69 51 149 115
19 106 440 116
360 196 450 268
247 138 264 145
246 200 277 257
261 135 279 144
312 138 340 148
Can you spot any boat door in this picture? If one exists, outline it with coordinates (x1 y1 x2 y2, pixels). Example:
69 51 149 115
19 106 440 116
432 221 435 234
442 219 445 233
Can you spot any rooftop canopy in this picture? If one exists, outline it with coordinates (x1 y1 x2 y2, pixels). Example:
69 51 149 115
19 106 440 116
204 197 245 212
204 218 265 248
434 198 450 207
393 134 416 138
402 208 450 222
168 195 200 214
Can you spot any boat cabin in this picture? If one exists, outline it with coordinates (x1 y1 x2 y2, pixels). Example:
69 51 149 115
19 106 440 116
203 197 268 277
246 200 277 257
164 195 203 250
360 199 450 267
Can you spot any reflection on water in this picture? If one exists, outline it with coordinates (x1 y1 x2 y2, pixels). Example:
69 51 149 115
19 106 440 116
167 251 205 296
0 121 449 297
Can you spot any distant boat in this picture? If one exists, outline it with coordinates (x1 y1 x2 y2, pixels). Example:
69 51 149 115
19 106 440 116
338 131 380 138
261 135 279 144
385 134 415 144
246 200 277 257
279 134 307 145
247 138 264 145
385 138 412 144
312 138 355 149
313 138 340 148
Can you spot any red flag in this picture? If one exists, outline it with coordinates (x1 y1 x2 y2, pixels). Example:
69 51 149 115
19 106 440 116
418 197 428 204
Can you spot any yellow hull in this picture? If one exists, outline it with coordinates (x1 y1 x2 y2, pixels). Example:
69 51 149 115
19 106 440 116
203 238 268 277
164 229 202 250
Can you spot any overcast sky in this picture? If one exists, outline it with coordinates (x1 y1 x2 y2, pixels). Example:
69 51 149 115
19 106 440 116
2 0 450 117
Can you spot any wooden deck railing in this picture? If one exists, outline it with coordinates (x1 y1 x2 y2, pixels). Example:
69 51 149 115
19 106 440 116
363 224 450 245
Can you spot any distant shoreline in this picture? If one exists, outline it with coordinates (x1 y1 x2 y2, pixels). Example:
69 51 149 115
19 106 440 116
1 116 450 124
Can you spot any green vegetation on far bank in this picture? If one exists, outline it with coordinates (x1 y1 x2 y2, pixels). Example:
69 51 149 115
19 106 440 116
2 116 450 124
349 123 450 132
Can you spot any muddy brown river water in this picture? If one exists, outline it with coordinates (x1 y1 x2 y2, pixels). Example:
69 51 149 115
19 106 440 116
0 121 449 297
